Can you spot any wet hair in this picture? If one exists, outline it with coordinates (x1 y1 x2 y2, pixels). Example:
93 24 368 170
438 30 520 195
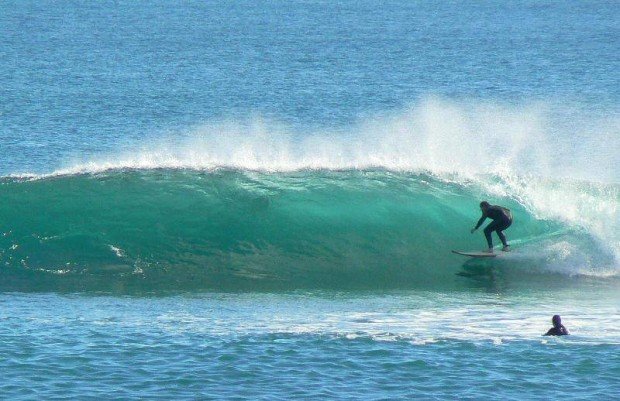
480 201 490 208
552 315 562 326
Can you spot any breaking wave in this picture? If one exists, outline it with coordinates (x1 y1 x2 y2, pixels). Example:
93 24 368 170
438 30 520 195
2 99 617 292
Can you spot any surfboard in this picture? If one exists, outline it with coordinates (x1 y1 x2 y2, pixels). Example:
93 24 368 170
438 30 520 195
452 250 497 258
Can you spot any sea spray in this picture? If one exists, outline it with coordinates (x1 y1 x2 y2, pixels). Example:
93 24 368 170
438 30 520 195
12 98 616 180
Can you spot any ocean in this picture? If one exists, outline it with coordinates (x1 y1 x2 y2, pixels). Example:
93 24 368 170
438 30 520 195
1 1 618 399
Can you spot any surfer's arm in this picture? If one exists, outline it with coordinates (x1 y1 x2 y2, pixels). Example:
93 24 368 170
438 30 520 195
472 215 486 231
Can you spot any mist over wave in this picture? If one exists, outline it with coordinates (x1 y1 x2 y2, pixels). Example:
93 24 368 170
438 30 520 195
46 98 619 182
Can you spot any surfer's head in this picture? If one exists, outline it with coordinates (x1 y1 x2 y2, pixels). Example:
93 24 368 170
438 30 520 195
479 201 490 211
552 315 562 327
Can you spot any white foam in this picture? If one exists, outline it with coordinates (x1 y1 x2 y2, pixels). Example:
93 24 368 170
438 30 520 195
108 245 125 258
481 174 619 269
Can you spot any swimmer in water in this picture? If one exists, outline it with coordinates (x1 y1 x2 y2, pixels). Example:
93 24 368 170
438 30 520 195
544 315 569 336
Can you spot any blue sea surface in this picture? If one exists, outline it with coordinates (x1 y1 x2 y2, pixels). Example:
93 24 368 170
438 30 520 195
0 1 619 399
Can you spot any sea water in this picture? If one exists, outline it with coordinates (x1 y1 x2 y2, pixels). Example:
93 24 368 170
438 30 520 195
0 1 618 399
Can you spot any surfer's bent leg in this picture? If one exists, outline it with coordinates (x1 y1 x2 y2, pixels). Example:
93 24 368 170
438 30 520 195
483 222 498 248
484 219 512 249
496 219 512 247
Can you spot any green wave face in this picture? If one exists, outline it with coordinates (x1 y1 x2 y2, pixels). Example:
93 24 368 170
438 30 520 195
0 169 616 292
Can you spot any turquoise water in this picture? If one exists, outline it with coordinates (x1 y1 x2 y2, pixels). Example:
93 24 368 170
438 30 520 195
0 170 617 291
1 0 619 399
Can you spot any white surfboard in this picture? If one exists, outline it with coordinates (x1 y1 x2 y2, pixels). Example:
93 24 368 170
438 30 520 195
452 250 497 258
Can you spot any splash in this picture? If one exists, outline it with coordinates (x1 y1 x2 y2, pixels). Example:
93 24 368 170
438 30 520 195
19 98 616 181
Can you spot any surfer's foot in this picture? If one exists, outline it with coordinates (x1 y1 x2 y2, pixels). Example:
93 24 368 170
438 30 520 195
483 248 494 254
502 245 511 252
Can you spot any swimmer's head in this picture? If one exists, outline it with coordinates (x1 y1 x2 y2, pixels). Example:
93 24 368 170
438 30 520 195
480 201 490 211
552 315 562 327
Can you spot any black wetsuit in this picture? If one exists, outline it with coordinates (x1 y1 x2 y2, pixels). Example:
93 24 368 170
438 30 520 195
544 325 569 336
475 205 513 248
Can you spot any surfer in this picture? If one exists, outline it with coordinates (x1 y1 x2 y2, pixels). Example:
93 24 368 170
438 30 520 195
470 201 512 253
544 315 569 336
